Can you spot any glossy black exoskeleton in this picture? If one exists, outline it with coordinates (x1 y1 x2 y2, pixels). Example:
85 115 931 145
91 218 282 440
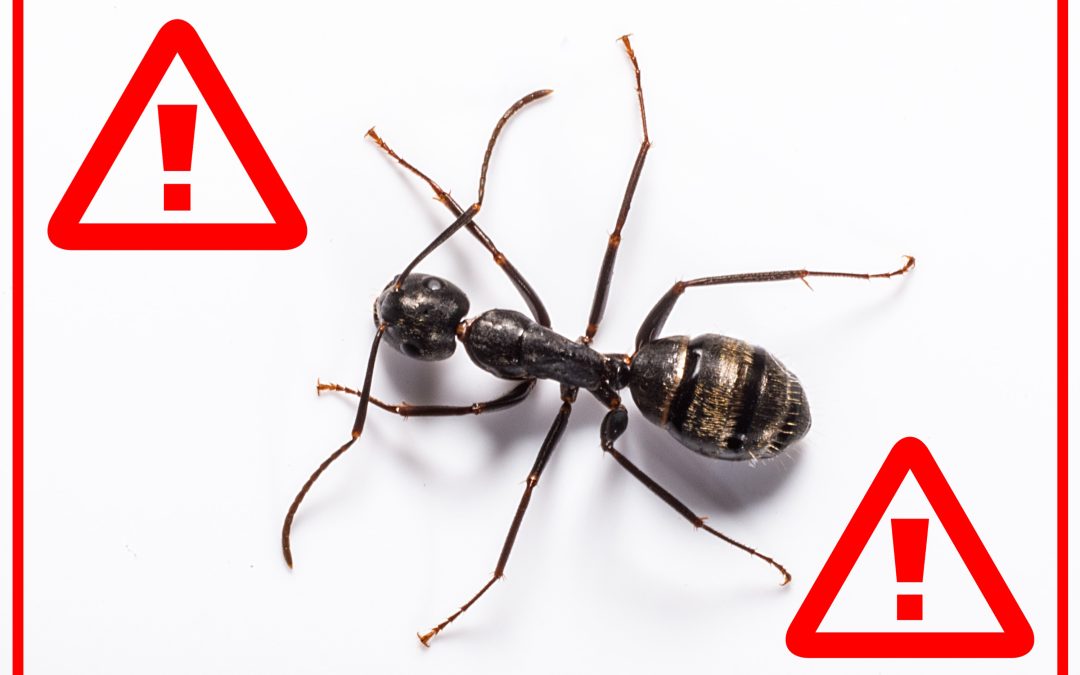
281 37 914 646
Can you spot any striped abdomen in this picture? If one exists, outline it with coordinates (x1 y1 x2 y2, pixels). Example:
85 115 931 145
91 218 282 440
628 335 810 460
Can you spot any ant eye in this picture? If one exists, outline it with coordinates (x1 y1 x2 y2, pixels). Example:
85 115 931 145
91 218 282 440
424 277 444 292
400 342 421 358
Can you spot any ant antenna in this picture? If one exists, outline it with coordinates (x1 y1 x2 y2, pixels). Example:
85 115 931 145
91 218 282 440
281 324 385 568
394 89 553 287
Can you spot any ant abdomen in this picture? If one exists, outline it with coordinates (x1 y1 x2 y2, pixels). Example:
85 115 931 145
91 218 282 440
628 335 811 461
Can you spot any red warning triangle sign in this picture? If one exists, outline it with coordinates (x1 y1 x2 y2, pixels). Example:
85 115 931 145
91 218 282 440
49 20 306 250
786 436 1033 658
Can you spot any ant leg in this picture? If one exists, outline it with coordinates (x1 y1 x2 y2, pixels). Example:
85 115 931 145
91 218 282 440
600 406 791 585
583 35 651 344
366 128 550 327
316 378 536 417
418 399 573 646
394 90 554 290
635 257 915 349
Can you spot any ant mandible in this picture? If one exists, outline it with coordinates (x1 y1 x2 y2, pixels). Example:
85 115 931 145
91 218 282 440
281 36 914 646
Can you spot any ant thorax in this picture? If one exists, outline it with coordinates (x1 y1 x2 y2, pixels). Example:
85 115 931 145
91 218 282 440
460 308 622 398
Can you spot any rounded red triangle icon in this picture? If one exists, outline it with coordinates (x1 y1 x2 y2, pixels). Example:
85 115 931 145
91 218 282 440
49 20 306 250
786 437 1033 658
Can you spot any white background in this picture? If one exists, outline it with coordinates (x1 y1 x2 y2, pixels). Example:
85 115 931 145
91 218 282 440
13 1 1061 673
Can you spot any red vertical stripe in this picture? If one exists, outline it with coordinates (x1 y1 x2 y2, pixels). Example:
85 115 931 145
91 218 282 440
1057 0 1068 672
12 0 25 672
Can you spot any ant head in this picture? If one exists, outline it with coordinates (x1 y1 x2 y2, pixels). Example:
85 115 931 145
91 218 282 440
374 273 470 361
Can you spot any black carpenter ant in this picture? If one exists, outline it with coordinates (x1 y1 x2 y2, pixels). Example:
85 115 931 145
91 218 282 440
281 36 914 646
